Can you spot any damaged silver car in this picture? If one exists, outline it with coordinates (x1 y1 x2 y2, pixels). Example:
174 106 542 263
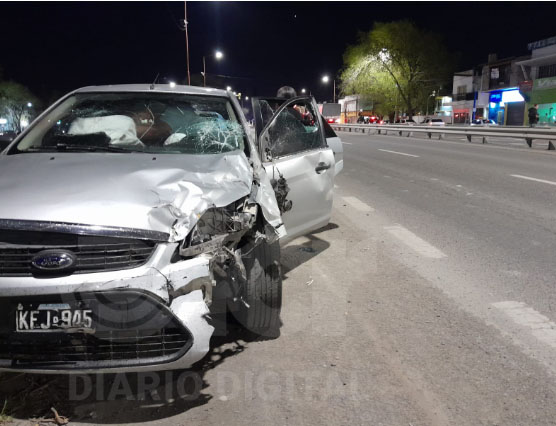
0 84 340 373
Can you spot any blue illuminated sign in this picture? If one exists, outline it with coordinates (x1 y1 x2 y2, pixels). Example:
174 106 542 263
490 92 502 103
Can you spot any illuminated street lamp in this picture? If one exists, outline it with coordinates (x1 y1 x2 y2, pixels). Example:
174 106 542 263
226 86 232 91
169 81 176 88
321 75 336 103
301 88 306 94
203 50 224 87
27 102 32 108
245 96 249 101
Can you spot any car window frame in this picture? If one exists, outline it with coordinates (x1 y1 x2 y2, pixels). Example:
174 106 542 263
258 96 326 161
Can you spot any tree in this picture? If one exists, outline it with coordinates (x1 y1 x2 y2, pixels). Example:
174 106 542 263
340 21 454 117
0 81 38 133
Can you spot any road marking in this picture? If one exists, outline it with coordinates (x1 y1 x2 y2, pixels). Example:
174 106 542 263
384 225 447 259
492 301 556 348
378 149 419 158
342 196 375 212
510 174 556 186
342 141 353 145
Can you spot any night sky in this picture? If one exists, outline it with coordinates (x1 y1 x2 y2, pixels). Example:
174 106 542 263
1 2 555 104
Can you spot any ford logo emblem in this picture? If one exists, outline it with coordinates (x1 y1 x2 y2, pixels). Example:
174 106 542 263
31 250 76 271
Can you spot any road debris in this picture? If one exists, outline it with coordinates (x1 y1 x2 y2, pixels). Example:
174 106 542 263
30 407 69 425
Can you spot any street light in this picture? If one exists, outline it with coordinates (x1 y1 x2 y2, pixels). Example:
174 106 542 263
203 50 224 87
169 82 176 88
301 88 306 94
245 96 249 101
321 75 336 103
27 102 32 108
426 90 436 116
226 86 232 91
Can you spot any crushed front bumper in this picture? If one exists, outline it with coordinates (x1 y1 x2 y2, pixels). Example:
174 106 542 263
0 243 215 373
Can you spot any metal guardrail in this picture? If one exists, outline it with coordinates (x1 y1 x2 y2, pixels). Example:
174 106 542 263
331 124 556 150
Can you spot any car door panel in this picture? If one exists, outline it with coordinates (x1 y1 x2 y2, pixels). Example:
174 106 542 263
256 96 335 243
264 148 334 243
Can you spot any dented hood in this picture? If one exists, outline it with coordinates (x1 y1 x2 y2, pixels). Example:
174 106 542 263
0 152 255 241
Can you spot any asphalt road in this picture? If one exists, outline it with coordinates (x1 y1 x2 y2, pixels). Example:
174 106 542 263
3 131 556 425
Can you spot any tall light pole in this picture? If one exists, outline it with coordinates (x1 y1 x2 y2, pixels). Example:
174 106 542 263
203 50 223 87
322 75 336 103
426 90 436 117
184 1 191 85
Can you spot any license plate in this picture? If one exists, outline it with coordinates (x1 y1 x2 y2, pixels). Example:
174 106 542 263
15 303 94 332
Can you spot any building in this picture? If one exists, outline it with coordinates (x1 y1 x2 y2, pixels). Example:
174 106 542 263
433 95 453 121
448 70 482 124
480 53 529 125
516 36 556 126
338 95 375 123
339 95 359 123
447 53 530 125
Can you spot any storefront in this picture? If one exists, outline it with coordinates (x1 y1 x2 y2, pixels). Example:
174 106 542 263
530 76 556 125
487 88 525 125
453 109 469 124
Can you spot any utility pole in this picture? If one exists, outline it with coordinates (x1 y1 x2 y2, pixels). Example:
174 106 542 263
184 1 191 85
203 56 206 87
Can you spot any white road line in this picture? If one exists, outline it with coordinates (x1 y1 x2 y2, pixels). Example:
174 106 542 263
492 301 556 348
342 141 353 145
378 149 419 158
510 174 556 186
384 225 447 259
342 196 375 212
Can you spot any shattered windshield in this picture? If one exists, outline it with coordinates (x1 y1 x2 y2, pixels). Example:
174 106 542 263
12 93 246 154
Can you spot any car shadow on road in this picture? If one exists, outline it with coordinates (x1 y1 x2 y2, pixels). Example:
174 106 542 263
280 222 338 278
0 224 338 424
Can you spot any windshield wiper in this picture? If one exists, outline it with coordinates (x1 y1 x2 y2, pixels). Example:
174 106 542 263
26 144 142 153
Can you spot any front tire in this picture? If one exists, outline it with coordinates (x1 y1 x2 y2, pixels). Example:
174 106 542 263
233 240 282 337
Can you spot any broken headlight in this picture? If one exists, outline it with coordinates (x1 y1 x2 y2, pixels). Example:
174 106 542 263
179 200 257 258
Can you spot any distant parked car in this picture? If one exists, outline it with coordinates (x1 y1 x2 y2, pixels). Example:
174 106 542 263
422 118 446 127
395 119 416 125
357 115 379 124
470 119 497 126
0 131 17 150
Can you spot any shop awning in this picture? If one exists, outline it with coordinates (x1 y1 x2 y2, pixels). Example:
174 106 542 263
515 53 556 67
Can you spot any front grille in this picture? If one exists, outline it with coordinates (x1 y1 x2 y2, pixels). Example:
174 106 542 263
0 291 193 369
0 230 157 276
1 328 189 365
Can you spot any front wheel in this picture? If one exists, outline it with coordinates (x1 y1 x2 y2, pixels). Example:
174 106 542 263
231 240 282 337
